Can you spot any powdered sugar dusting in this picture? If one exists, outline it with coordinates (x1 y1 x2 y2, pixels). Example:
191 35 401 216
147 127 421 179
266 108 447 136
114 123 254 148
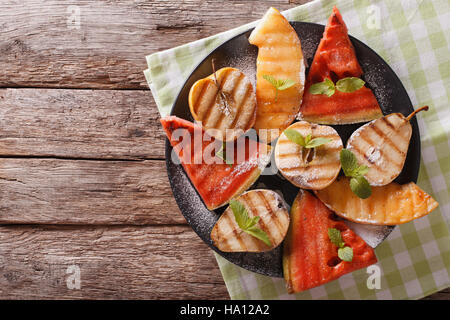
344 220 394 248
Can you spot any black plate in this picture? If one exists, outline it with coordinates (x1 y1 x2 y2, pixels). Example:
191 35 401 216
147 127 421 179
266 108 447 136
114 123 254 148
165 22 420 277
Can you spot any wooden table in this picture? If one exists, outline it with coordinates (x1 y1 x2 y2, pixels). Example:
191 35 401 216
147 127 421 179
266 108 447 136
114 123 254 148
0 0 448 300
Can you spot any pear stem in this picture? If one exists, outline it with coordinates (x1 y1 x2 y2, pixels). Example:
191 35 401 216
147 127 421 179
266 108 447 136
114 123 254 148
211 59 233 119
406 106 428 121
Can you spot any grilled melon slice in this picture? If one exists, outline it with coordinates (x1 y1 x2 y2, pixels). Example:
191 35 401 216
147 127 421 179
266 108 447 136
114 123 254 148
315 177 439 225
275 121 343 190
248 7 305 143
347 107 428 186
211 189 290 252
160 116 272 210
189 67 257 141
283 190 377 293
298 6 382 124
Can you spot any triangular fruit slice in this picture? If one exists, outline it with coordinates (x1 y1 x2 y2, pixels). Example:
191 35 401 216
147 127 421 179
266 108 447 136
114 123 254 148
315 177 439 225
299 6 383 124
283 190 377 293
160 116 272 210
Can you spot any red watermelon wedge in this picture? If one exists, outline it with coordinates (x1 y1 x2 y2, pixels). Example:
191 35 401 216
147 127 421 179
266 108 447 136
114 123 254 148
299 6 383 124
283 190 377 293
160 116 272 210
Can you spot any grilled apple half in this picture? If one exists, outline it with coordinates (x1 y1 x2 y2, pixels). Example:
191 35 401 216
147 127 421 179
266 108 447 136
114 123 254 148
211 189 290 252
275 121 343 190
346 106 428 186
315 176 439 225
188 67 256 142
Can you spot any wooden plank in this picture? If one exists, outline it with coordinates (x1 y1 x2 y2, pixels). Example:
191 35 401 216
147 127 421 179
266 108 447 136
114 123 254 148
0 88 166 159
0 222 447 299
0 0 310 89
0 225 228 299
0 158 185 225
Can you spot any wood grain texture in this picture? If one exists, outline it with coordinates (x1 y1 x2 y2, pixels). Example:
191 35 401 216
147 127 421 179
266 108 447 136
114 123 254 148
0 0 447 300
0 88 165 159
0 158 184 225
0 0 310 89
0 225 228 299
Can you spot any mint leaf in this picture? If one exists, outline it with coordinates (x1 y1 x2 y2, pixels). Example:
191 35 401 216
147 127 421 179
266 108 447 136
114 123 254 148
309 78 335 97
216 142 233 167
304 134 312 145
353 165 369 177
284 130 332 150
262 74 296 102
328 228 344 247
245 226 272 247
350 176 372 199
283 129 306 147
277 79 296 91
336 77 365 93
244 215 259 230
341 149 372 199
262 74 278 87
305 137 333 149
229 199 249 229
329 228 353 262
340 149 359 176
338 246 353 262
229 199 272 247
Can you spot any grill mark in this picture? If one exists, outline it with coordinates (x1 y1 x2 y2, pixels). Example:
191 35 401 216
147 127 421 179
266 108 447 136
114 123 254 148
277 145 342 154
202 70 232 126
193 81 209 117
210 106 227 132
380 116 396 131
242 193 274 249
356 128 404 168
229 72 244 98
350 144 389 175
280 161 339 176
213 224 230 252
370 122 404 154
223 210 248 251
277 152 301 159
230 84 252 129
256 191 284 236
200 87 219 126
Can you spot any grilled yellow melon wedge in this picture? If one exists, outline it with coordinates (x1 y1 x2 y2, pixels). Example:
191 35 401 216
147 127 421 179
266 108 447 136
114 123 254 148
211 189 290 252
188 67 257 141
347 106 428 186
248 7 305 143
275 121 343 190
315 177 439 225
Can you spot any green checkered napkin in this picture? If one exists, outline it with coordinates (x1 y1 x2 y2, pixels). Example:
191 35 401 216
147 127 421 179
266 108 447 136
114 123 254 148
145 0 450 299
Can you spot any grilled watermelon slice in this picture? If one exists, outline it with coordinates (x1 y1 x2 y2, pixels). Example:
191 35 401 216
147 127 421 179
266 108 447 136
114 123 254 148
283 190 377 293
299 6 383 124
160 116 272 210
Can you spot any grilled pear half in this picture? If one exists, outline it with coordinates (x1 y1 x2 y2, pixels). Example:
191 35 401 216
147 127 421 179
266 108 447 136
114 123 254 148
315 176 439 225
211 189 290 252
188 67 256 141
275 121 343 190
347 106 428 186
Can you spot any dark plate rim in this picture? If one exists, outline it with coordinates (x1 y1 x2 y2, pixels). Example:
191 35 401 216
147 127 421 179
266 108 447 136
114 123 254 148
164 21 419 277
